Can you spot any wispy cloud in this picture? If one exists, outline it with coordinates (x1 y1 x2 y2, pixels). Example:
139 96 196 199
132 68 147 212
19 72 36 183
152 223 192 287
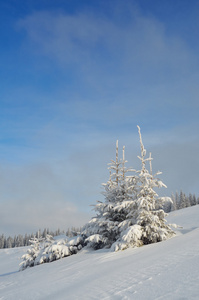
17 9 194 68
16 7 199 127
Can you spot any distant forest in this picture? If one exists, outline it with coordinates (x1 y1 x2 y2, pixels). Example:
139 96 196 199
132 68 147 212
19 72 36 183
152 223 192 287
1 190 199 249
170 191 199 211
0 227 81 249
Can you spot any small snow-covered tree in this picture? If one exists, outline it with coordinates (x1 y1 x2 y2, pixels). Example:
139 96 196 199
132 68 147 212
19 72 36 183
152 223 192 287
20 233 85 270
6 236 13 248
179 190 186 209
171 193 177 211
112 126 175 251
192 194 197 206
20 236 44 270
0 235 5 249
175 191 180 209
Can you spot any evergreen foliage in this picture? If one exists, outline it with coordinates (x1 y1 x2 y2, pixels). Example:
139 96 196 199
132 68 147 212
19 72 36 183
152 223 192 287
111 126 175 251
82 141 138 249
83 126 176 252
20 236 44 270
170 191 199 211
19 234 84 270
0 227 81 249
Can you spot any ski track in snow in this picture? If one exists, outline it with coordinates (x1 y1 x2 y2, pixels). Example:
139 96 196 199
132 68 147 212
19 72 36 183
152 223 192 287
1 206 199 299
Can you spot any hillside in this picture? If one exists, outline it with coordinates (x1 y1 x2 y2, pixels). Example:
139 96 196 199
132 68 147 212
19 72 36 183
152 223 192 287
1 205 199 299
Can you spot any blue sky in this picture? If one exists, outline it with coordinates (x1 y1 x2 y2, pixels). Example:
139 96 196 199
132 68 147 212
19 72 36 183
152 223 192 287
1 0 199 236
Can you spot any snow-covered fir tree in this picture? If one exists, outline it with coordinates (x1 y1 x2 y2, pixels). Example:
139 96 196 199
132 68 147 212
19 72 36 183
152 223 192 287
82 141 137 249
179 191 187 209
20 236 44 270
171 193 177 211
83 126 176 251
192 194 197 206
112 126 175 251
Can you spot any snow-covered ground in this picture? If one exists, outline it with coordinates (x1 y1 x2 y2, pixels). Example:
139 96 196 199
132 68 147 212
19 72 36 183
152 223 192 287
1 205 199 299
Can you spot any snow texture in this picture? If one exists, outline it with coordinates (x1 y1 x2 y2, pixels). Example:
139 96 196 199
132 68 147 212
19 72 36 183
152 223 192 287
1 205 199 299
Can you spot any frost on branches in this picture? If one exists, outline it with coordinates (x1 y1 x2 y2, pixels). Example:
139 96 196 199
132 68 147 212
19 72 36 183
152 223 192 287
82 141 138 249
83 126 176 252
20 234 84 271
20 235 44 270
112 126 175 251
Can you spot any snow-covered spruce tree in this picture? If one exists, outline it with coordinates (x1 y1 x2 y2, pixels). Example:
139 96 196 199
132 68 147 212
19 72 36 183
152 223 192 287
112 126 175 251
82 141 137 249
20 236 44 271
171 193 177 211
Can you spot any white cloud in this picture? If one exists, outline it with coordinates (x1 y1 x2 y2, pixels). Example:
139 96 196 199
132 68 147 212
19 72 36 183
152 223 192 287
16 7 199 128
17 8 195 75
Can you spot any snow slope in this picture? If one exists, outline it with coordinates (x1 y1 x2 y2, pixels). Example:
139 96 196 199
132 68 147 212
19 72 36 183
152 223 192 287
1 205 199 299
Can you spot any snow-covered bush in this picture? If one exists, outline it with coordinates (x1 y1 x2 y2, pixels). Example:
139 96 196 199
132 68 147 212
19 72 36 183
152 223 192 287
36 235 84 265
20 234 85 270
